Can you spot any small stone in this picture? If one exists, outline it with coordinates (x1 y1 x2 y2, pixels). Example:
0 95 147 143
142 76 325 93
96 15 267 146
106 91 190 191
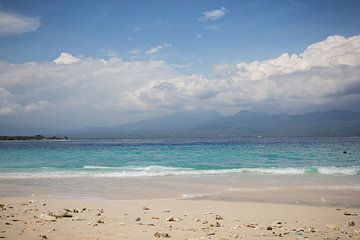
143 206 150 210
348 221 355 226
97 219 104 224
344 211 358 216
135 217 141 221
166 216 180 222
39 214 56 222
49 210 72 218
154 232 171 238
352 229 360 236
40 235 47 239
272 221 283 227
326 224 340 230
215 215 223 220
206 232 216 236
267 226 273 230
245 223 257 228
210 222 221 227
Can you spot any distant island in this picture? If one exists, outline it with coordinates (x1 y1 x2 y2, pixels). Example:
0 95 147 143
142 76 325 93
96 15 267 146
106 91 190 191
0 135 68 141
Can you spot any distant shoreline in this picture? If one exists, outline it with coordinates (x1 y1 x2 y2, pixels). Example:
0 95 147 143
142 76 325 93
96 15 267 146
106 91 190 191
0 135 68 141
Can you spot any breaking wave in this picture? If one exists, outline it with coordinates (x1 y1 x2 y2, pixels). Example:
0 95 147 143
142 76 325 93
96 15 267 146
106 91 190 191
0 165 359 179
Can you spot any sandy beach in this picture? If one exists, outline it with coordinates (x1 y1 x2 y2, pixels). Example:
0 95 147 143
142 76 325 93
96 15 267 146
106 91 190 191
1 197 359 240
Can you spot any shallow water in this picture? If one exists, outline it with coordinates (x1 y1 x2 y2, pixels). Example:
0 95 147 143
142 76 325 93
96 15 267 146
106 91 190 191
0 137 359 177
1 137 359 206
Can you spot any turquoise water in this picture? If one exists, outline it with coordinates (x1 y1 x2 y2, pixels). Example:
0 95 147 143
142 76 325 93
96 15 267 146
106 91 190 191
0 137 360 178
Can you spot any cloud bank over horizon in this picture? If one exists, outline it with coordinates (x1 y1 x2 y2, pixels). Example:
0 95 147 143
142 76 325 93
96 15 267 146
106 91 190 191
1 35 360 130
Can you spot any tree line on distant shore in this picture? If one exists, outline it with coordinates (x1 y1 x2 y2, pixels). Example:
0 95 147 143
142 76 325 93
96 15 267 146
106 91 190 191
0 135 68 140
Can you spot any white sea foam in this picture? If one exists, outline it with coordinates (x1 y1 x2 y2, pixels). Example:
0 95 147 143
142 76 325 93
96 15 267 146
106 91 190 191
0 165 358 179
316 166 360 175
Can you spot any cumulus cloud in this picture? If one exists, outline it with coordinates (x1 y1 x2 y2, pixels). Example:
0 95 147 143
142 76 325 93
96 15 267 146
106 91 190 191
199 7 227 22
146 43 172 55
138 35 360 113
53 52 80 64
0 11 40 35
0 35 360 130
0 54 180 128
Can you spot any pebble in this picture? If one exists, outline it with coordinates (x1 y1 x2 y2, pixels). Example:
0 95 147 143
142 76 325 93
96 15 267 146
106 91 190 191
266 226 273 230
272 221 283 228
348 221 355 226
166 216 180 222
215 215 223 220
154 232 171 238
39 213 57 222
353 229 360 236
326 224 340 230
135 217 141 221
344 211 358 216
48 210 72 218
210 222 221 227
143 206 150 210
245 223 257 228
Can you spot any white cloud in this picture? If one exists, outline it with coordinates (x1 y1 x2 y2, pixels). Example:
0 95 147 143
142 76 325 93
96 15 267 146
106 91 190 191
24 100 51 113
0 35 360 129
129 49 142 56
146 43 172 55
0 88 21 115
53 52 80 64
138 35 360 113
0 11 40 35
199 7 227 22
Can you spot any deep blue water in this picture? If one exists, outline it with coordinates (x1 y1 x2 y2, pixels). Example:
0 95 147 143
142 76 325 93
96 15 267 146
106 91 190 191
0 137 359 178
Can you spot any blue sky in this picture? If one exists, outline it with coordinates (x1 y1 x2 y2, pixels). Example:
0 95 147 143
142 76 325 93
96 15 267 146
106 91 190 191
1 0 360 73
1 0 360 131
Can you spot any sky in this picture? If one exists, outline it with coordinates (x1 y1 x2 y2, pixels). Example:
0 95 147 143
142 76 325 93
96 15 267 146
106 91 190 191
0 0 360 132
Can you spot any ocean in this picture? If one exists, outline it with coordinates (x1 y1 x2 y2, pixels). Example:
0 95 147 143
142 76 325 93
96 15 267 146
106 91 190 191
1 137 359 178
1 137 360 205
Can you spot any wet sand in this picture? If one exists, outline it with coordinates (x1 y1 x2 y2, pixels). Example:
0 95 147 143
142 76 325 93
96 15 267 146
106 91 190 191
1 174 360 207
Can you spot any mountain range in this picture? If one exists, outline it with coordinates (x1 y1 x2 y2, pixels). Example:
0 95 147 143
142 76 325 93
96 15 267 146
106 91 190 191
70 110 360 138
